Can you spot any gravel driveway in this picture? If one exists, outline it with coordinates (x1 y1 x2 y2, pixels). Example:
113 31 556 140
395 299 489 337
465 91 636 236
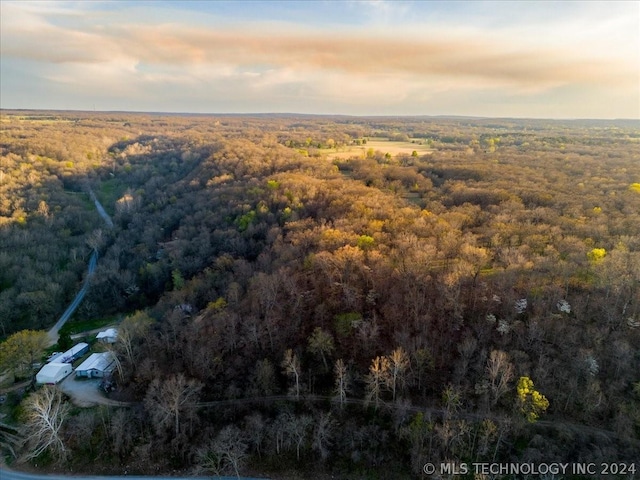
58 374 128 407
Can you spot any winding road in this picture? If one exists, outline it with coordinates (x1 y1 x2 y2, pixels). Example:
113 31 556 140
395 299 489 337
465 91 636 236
46 189 113 346
47 251 98 345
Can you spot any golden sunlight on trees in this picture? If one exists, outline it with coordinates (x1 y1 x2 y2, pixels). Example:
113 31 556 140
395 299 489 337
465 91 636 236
365 356 390 409
3 112 640 476
387 347 410 402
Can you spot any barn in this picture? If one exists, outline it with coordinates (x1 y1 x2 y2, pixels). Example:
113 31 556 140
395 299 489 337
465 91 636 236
75 352 115 378
36 362 73 385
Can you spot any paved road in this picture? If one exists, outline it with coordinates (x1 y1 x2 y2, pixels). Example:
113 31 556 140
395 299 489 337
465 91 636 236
47 251 97 346
47 190 112 346
87 187 114 229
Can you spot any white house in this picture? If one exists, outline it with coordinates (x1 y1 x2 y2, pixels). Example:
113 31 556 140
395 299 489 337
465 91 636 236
75 352 115 378
96 328 117 343
36 362 73 385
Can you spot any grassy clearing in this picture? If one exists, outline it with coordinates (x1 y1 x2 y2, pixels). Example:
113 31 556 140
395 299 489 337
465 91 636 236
327 139 433 160
61 315 120 337
96 178 127 215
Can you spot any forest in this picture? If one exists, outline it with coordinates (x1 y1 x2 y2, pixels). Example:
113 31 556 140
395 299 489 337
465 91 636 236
1 110 639 479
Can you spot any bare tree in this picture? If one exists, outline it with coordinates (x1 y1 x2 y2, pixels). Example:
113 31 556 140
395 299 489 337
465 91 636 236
387 347 410 401
355 318 380 354
244 413 266 459
365 356 390 409
86 228 104 252
197 425 248 479
476 419 497 458
116 311 152 369
486 350 514 408
282 349 301 399
289 414 313 461
252 271 283 350
21 386 70 461
311 412 336 461
442 384 463 420
144 374 203 437
109 408 138 462
333 358 350 408
271 413 291 455
65 410 98 455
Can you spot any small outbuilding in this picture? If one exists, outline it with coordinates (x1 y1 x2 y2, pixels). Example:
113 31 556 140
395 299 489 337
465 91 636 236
75 352 115 378
36 362 73 385
96 328 117 343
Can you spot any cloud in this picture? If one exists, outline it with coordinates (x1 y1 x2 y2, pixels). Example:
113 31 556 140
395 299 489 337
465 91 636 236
4 15 635 93
1 1 638 117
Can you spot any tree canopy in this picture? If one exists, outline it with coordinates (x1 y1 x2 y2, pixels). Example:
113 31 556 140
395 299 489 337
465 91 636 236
1 111 639 477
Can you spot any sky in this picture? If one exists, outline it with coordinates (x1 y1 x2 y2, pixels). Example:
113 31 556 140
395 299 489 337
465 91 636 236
1 0 639 118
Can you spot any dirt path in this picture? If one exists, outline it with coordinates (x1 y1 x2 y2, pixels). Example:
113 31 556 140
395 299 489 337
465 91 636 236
66 388 639 450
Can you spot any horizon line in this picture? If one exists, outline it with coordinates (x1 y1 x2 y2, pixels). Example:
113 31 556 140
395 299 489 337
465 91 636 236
1 108 638 123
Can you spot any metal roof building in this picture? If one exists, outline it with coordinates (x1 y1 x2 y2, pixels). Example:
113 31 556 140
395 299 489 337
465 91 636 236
36 362 73 384
58 342 90 363
75 352 115 378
